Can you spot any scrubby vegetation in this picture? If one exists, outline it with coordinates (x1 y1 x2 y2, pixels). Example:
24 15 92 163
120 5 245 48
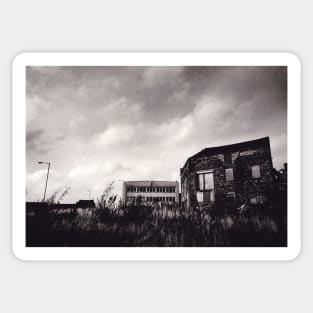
26 184 287 247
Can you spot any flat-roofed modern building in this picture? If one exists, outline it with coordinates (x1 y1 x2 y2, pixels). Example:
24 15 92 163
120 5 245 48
122 181 179 204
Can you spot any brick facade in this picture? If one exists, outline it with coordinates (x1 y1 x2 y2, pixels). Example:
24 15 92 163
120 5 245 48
180 137 274 210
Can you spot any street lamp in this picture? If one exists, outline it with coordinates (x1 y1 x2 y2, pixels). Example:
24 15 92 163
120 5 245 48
38 161 51 202
88 190 91 210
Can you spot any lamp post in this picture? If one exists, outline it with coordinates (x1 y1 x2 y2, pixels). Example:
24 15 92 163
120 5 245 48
88 190 91 211
38 161 51 202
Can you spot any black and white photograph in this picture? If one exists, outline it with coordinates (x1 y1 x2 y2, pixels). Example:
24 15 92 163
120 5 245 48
23 58 289 249
3 2 311 312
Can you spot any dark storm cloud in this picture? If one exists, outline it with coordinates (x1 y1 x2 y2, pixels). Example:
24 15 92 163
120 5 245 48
26 66 287 124
26 127 65 154
26 129 44 151
26 66 287 202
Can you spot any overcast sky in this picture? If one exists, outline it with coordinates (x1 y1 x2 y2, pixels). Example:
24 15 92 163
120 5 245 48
26 66 287 203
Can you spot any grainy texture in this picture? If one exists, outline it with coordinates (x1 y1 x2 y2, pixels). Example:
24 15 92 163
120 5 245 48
181 137 274 210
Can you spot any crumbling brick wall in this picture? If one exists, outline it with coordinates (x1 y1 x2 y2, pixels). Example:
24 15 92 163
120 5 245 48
180 137 274 211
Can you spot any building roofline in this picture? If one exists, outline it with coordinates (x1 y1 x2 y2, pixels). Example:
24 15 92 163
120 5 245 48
123 180 179 183
181 137 271 170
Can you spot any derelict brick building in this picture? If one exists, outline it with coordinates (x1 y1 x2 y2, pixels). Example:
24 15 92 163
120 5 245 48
180 137 274 210
122 181 179 204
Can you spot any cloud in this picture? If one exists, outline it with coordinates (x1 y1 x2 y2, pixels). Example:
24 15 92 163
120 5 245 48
26 66 287 202
143 67 184 87
68 165 100 179
92 124 137 147
101 97 143 122
26 169 48 183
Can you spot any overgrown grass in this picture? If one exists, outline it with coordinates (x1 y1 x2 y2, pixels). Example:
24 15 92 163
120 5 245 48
26 202 287 247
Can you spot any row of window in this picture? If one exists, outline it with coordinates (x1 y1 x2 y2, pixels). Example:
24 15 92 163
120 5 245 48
223 152 263 165
126 196 176 202
197 165 261 191
196 191 266 205
224 165 261 182
126 186 176 193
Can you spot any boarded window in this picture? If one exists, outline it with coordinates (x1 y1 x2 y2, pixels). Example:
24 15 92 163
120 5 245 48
251 165 261 178
226 192 236 204
203 190 215 203
224 152 232 164
250 195 266 204
225 168 234 181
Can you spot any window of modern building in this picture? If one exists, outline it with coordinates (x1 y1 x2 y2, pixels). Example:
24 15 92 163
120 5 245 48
251 165 261 178
225 168 234 181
